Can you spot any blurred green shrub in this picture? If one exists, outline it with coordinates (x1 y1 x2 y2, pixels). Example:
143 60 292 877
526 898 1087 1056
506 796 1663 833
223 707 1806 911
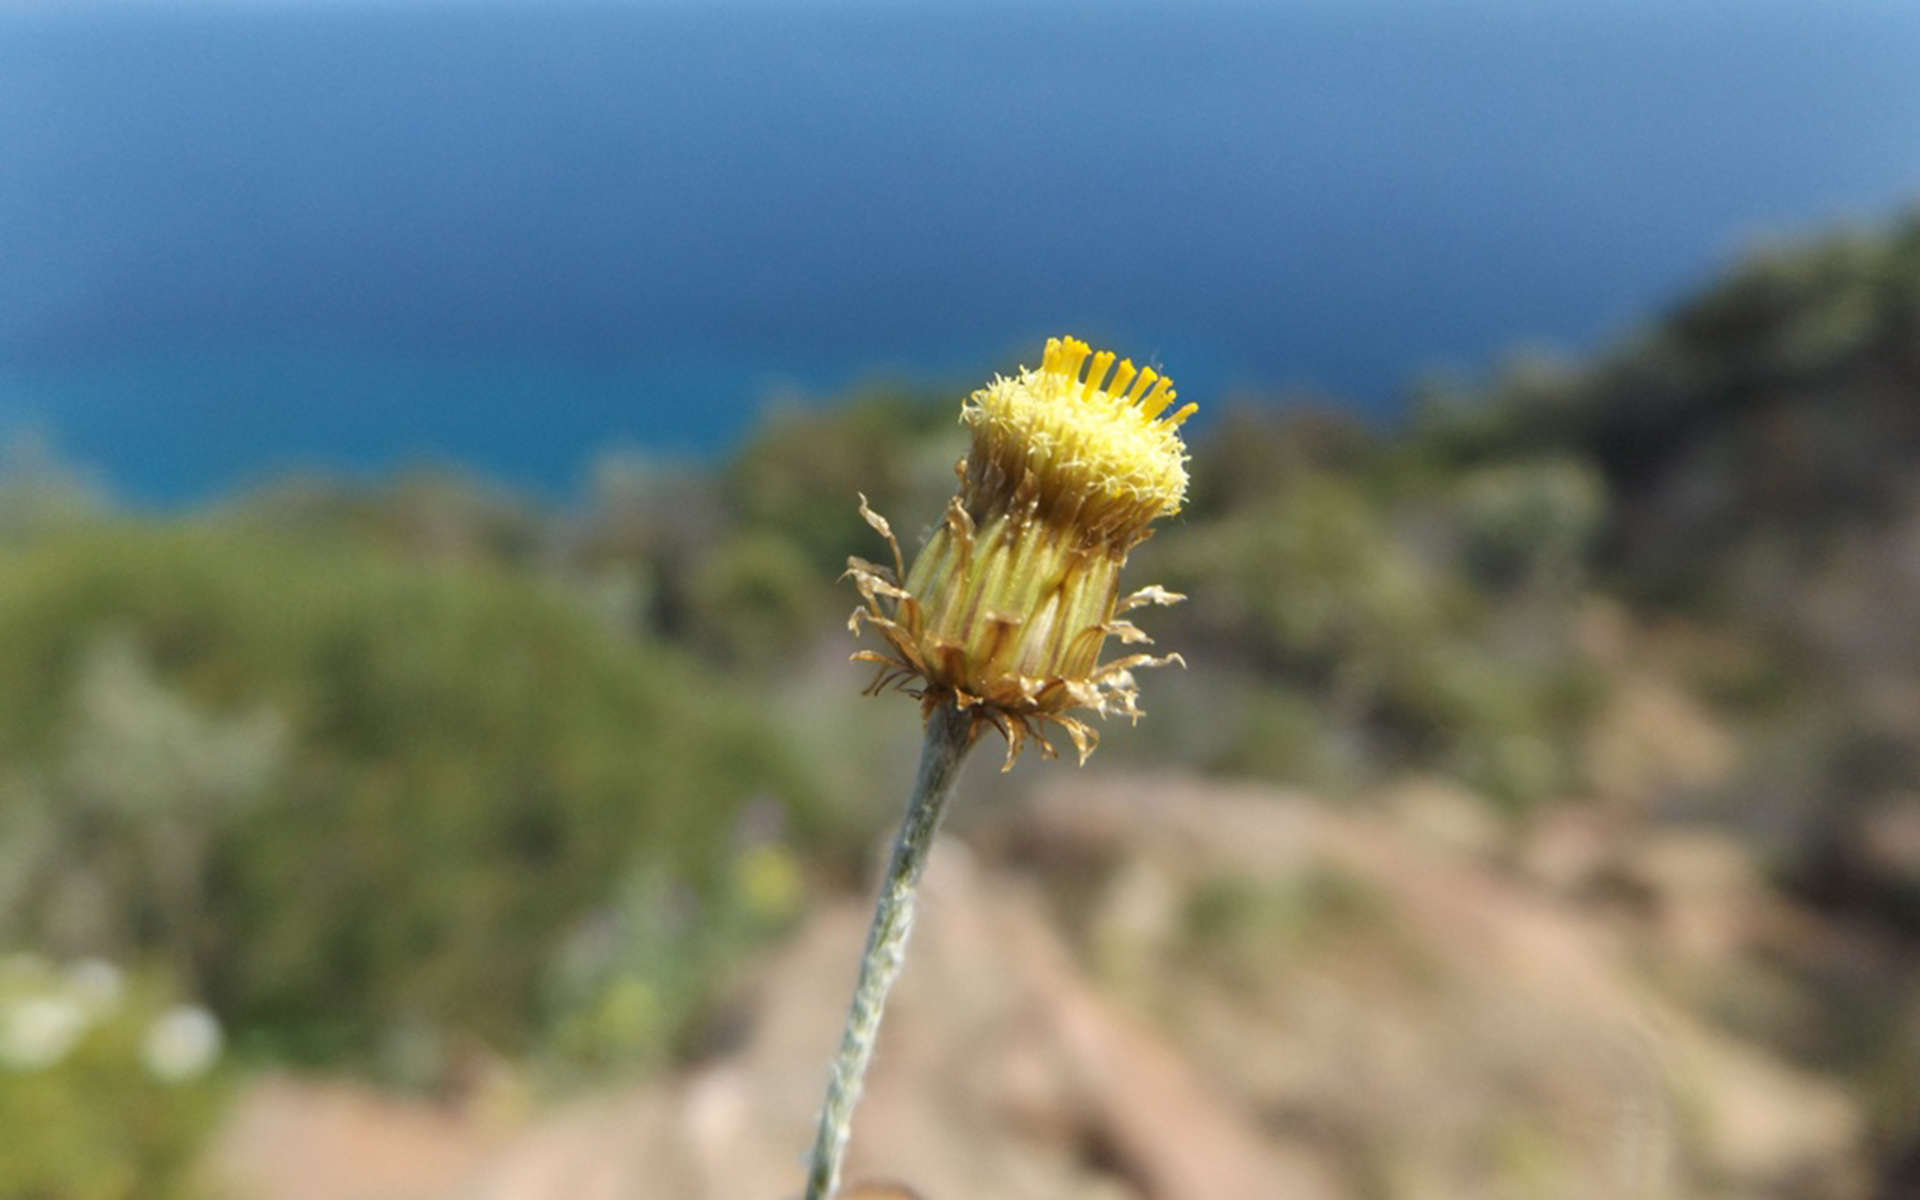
1416 215 1920 608
725 388 956 571
567 390 955 665
224 470 541 569
12 632 285 983
543 838 804 1072
1183 403 1379 520
0 527 823 1063
1207 686 1347 788
1157 474 1453 679
1147 466 1597 806
1453 457 1606 593
682 533 827 669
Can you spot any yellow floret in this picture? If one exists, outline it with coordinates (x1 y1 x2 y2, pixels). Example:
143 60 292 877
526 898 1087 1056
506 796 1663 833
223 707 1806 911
963 335 1195 532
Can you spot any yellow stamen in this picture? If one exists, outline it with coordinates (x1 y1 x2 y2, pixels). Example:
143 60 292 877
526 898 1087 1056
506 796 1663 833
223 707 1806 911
1140 381 1176 421
1084 349 1116 400
1126 365 1157 402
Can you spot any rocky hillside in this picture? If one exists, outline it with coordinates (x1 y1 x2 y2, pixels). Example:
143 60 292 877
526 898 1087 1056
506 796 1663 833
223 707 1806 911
207 772 1870 1200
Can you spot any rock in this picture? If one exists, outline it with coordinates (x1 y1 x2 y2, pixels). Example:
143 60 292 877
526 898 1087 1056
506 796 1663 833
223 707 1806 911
1012 773 1866 1200
205 1075 496 1200
1519 805 1621 895
1625 829 1770 967
1383 776 1508 861
1585 675 1738 811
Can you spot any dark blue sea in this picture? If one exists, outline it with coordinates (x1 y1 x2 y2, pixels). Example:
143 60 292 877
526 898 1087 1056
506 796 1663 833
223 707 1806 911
2 1 1918 503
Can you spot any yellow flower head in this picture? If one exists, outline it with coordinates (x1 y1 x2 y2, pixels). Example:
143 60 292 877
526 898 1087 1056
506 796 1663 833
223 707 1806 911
964 335 1196 550
846 336 1192 768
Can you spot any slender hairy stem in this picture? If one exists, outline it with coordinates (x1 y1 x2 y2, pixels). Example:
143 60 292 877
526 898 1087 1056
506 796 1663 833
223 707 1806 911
804 701 974 1200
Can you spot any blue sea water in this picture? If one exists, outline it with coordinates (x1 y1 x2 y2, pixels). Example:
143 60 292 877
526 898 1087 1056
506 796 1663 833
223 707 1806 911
2 1 1918 503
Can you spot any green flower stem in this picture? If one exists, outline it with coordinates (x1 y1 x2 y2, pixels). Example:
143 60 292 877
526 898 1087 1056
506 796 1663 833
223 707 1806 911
804 700 975 1200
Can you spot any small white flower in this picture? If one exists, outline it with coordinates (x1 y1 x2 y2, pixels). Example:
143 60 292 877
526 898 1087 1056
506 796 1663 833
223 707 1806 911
1 994 88 1071
142 1004 223 1083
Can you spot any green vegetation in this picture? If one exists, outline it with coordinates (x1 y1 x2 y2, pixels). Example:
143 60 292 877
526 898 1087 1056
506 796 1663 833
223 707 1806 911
0 527 821 1067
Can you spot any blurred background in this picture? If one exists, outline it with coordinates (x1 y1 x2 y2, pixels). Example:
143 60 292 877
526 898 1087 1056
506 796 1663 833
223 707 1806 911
2 1 1919 1197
